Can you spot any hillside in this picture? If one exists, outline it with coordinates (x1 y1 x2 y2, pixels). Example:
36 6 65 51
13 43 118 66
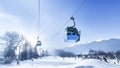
63 38 120 54
1 56 120 68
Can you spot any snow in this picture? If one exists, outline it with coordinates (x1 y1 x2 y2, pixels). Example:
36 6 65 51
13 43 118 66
0 56 120 68
63 39 120 54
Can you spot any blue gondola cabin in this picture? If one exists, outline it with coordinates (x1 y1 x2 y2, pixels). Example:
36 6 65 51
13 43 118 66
65 26 80 42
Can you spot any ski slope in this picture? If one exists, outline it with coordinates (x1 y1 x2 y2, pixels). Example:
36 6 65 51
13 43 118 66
0 56 120 68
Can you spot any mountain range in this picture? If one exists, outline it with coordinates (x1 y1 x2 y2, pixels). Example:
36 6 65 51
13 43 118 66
63 38 120 54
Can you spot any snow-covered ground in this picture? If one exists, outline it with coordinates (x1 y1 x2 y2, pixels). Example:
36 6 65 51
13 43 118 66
0 56 120 68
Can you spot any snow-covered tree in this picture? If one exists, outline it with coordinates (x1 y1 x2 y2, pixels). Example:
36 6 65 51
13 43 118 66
19 41 35 60
55 49 75 58
1 32 25 64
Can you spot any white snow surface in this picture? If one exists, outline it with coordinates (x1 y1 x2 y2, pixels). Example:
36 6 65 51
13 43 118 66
0 56 120 68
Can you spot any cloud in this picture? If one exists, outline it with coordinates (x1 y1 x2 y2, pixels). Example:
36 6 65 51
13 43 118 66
0 11 24 35
0 11 38 47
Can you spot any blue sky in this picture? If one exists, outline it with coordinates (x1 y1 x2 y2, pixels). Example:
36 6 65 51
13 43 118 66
0 0 120 50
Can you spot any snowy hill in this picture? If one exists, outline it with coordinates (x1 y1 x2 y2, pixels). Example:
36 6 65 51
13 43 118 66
63 38 120 54
0 56 120 68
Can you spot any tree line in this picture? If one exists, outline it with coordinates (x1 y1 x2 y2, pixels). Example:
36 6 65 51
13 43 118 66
55 49 120 61
0 32 49 64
